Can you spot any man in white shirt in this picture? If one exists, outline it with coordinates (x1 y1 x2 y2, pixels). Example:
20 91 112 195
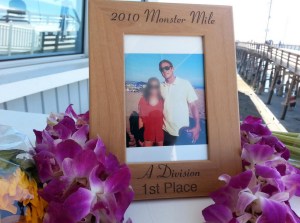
159 59 201 146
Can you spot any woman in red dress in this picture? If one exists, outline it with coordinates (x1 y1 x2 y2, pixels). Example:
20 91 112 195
138 77 164 147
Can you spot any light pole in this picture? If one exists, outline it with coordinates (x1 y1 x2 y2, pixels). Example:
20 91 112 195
264 0 273 43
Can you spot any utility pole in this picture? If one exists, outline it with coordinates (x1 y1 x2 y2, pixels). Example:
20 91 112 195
264 0 273 43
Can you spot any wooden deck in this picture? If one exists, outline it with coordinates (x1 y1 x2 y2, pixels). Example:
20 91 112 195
237 75 287 132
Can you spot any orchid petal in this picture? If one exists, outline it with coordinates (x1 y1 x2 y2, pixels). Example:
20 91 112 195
84 138 97 150
270 192 289 203
282 174 300 197
47 112 64 125
248 133 262 144
59 116 76 131
241 123 272 136
63 188 94 222
89 166 105 194
241 117 272 136
91 201 109 223
276 164 287 176
202 204 233 223
33 150 58 183
33 129 43 144
114 187 135 221
286 206 300 223
236 213 252 223
41 130 55 149
211 171 253 211
236 189 257 215
54 139 82 166
65 104 79 120
261 184 278 196
43 202 73 223
210 186 239 211
53 121 72 140
257 196 287 223
62 149 98 179
71 125 89 146
242 144 274 164
281 148 290 160
39 178 68 203
44 188 93 223
243 116 263 125
104 153 120 174
228 170 253 189
259 135 290 160
94 138 107 163
78 111 89 124
255 164 281 179
218 174 231 184
60 158 73 177
105 166 131 193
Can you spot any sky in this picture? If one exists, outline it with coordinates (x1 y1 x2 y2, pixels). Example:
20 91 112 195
1 0 299 44
153 0 300 45
125 53 205 88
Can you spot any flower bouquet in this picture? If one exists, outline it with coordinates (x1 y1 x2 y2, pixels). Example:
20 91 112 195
1 106 299 223
202 116 300 223
0 106 134 223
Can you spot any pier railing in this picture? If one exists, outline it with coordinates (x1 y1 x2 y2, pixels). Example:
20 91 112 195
273 44 300 51
236 42 300 76
0 7 79 57
0 22 40 55
236 42 300 120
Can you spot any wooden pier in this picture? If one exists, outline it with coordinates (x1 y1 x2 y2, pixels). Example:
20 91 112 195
236 42 300 120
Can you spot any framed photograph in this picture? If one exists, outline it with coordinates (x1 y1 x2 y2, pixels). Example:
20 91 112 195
89 1 242 200
125 35 208 163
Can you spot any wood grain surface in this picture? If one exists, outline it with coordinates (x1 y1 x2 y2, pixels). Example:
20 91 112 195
89 1 241 200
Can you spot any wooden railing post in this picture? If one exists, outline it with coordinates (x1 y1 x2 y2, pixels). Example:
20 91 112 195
239 52 247 75
267 45 271 60
252 57 263 88
263 44 267 57
280 75 296 120
258 60 269 94
41 32 46 53
55 32 59 52
267 66 280 104
296 55 299 73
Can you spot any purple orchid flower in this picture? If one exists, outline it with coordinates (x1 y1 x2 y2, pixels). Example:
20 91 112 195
40 140 134 223
43 187 94 223
203 116 300 223
240 116 290 161
33 105 134 223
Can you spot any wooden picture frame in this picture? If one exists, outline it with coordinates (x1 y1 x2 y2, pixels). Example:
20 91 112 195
89 1 242 200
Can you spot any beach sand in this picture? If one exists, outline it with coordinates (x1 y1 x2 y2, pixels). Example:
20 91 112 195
125 89 206 129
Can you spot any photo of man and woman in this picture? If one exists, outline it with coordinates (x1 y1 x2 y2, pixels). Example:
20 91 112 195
124 35 208 163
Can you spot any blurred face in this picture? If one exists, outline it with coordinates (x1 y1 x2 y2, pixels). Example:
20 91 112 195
160 62 174 80
149 80 160 96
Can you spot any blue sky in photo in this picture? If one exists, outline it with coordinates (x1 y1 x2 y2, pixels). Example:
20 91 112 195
125 54 205 88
